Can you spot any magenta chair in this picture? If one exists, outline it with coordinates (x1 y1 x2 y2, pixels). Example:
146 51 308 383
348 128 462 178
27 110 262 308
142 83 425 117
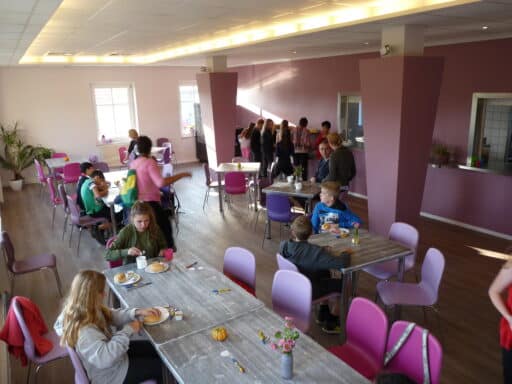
119 146 129 166
202 164 223 210
63 162 81 185
51 152 67 175
223 247 256 296
2 232 63 296
67 195 108 254
385 321 443 384
272 270 312 333
46 177 64 229
362 222 419 282
34 159 58 197
224 171 251 208
328 297 388 380
262 194 301 247
377 248 445 341
11 297 68 384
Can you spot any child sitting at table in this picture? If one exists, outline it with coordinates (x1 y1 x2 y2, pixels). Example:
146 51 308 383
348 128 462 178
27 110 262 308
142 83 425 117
311 181 361 234
76 162 94 213
106 201 167 265
279 215 351 334
54 270 163 384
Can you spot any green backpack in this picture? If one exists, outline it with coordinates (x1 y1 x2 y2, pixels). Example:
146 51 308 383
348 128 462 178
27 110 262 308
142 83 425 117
120 169 138 208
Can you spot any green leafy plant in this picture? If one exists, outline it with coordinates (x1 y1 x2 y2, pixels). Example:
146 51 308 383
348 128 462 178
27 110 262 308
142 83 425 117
0 122 53 180
293 165 303 179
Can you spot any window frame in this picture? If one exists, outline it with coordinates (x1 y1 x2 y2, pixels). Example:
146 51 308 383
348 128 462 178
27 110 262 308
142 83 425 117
178 82 200 138
91 82 139 144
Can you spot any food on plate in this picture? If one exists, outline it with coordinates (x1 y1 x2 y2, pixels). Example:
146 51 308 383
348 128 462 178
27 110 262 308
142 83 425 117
148 262 166 273
144 311 161 324
321 223 331 231
114 272 126 284
211 326 228 341
339 230 349 238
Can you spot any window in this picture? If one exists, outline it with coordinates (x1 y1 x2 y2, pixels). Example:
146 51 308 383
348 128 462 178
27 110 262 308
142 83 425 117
179 84 200 137
338 94 363 143
92 84 138 142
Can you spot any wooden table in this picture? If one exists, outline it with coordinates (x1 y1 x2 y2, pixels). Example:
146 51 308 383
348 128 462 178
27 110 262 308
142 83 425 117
45 156 88 173
157 306 370 384
104 251 263 345
262 181 320 213
309 230 411 340
215 162 260 213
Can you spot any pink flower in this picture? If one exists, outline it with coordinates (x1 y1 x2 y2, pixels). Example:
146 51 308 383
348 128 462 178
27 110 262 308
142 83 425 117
282 340 294 353
284 319 295 329
353 222 360 229
270 342 277 351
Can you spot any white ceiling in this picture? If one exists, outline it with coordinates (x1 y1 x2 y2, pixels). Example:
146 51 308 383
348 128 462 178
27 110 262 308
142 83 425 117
1 0 512 67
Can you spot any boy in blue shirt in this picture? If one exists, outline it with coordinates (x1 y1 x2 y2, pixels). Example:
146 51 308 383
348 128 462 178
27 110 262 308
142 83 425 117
311 181 361 233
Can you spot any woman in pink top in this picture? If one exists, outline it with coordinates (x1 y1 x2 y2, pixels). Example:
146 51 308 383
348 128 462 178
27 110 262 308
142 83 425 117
130 136 191 250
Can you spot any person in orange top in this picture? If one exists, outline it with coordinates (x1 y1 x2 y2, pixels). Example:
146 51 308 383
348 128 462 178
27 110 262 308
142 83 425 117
314 121 331 159
489 246 512 383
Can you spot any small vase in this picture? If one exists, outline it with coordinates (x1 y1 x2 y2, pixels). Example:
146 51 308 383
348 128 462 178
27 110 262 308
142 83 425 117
352 228 360 245
280 352 293 380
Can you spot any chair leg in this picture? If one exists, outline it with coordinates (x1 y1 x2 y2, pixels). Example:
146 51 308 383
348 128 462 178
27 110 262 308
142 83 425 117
61 214 68 240
431 305 445 346
262 220 270 248
26 361 32 384
351 271 359 297
51 205 56 229
68 224 74 247
254 210 261 229
52 267 64 297
34 363 42 384
77 228 83 255
203 188 209 210
10 275 15 295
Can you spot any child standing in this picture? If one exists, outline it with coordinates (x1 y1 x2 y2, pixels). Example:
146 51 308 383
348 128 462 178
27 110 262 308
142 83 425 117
311 181 361 233
279 215 351 333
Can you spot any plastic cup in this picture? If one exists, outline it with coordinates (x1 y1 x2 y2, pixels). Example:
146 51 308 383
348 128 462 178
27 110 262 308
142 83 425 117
136 255 147 269
164 248 174 261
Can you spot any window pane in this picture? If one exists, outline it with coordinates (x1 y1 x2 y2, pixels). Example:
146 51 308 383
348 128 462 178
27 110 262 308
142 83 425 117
114 105 131 133
112 87 129 104
94 88 113 105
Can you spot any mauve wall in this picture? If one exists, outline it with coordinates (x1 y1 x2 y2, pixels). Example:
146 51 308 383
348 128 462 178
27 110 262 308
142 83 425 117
233 38 512 236
0 66 199 183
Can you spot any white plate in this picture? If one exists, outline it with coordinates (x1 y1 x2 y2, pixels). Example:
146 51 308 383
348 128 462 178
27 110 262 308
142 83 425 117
144 262 170 274
143 306 170 326
321 225 350 236
115 272 141 286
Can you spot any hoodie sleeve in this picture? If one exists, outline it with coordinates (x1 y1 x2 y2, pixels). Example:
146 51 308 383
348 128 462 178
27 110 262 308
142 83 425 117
311 204 321 234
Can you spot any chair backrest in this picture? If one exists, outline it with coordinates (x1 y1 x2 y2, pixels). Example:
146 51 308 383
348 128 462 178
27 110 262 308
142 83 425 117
52 152 67 158
224 172 246 194
47 177 59 202
389 222 419 264
231 156 248 163
272 270 312 333
156 137 169 147
346 297 388 370
420 248 445 304
11 297 37 360
223 247 256 289
385 321 443 384
66 346 90 384
34 159 46 182
118 146 128 164
1 231 16 272
58 183 69 212
266 194 292 222
67 195 82 223
92 162 110 173
276 253 299 272
63 162 81 178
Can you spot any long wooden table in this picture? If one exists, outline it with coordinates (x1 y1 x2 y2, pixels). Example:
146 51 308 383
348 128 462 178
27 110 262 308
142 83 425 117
309 229 411 340
215 162 260 213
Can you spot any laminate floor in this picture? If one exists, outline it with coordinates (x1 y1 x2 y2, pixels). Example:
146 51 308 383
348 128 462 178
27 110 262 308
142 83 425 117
1 162 509 384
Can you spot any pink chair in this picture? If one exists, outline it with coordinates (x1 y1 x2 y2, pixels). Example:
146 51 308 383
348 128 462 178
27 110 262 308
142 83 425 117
202 164 223 210
51 152 67 175
223 247 256 296
11 297 68 384
224 171 251 208
1 231 63 296
34 159 58 197
63 162 81 184
377 248 445 340
384 321 443 384
328 297 388 380
272 270 312 333
362 222 419 281
106 236 122 268
46 177 63 229
118 146 129 166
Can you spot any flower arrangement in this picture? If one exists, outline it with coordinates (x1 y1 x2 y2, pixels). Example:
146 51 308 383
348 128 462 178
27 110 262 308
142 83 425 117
293 165 303 179
269 317 300 354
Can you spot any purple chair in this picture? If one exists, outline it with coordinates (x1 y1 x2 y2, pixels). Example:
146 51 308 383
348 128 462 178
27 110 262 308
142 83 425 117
46 177 64 229
63 162 81 184
34 159 58 197
57 183 70 240
92 161 110 173
328 297 388 380
377 248 445 340
162 141 177 164
363 222 419 281
385 321 443 384
11 297 68 384
224 172 251 208
2 232 63 296
156 137 169 147
262 194 301 247
223 247 256 296
118 146 129 166
272 270 312 333
67 195 107 254
157 147 171 166
203 164 223 210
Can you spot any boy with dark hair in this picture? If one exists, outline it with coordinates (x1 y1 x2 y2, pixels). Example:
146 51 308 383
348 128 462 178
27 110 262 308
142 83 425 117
76 162 94 212
279 215 350 333
311 181 361 233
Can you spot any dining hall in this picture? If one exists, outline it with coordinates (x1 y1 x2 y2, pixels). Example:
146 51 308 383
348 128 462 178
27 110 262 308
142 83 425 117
0 0 511 383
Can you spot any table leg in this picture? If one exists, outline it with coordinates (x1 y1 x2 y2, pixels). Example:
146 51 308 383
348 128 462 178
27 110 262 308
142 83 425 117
253 173 258 212
393 255 406 320
217 173 224 213
339 270 353 342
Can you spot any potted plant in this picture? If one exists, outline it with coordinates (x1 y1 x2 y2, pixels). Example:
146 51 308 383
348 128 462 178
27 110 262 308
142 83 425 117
0 122 53 191
431 144 450 167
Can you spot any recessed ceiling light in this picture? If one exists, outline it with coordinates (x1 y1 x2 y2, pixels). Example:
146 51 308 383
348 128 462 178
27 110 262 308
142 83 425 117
364 42 369 45
482 25 488 30
289 50 297 54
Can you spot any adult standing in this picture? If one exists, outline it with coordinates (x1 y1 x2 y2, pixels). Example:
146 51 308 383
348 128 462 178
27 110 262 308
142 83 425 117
127 129 139 158
324 132 355 188
130 136 191 250
250 118 264 163
314 121 331 159
293 117 310 180
272 120 295 178
261 119 274 177
489 247 512 383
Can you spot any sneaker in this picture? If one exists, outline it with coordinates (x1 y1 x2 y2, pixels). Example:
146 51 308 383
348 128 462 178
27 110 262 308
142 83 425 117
322 314 341 334
315 304 330 325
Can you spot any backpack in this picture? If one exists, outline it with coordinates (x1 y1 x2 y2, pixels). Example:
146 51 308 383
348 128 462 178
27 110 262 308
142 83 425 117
120 169 137 208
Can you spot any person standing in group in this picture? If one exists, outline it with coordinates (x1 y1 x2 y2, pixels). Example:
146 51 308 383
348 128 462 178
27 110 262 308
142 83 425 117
239 123 254 161
272 120 295 179
314 121 331 159
127 129 139 158
310 139 331 183
324 132 356 188
293 117 310 180
130 136 191 251
261 119 274 177
250 118 264 162
489 247 512 384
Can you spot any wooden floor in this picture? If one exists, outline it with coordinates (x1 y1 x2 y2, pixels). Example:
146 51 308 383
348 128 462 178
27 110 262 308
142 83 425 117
1 162 509 384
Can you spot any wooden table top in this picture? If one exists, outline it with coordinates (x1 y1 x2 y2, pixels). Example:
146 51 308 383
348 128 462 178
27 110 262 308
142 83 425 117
216 162 261 173
309 229 411 273
104 251 263 345
158 306 370 384
263 181 320 199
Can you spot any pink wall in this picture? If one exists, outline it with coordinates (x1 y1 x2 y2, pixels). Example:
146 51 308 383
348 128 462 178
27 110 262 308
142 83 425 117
234 38 512 236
